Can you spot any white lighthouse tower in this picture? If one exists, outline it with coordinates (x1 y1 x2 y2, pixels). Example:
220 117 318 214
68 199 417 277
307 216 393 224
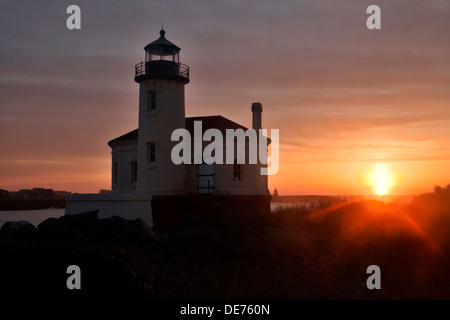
134 29 189 195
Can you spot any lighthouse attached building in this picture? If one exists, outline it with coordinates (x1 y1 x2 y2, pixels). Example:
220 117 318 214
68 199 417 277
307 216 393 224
66 30 271 227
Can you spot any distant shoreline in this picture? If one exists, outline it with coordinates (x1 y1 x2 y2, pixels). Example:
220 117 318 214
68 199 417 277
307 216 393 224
0 198 65 211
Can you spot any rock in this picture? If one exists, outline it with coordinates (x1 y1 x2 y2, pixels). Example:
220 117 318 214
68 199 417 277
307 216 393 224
93 215 158 247
1 220 36 231
37 217 69 240
2 210 158 248
38 210 99 242
0 220 37 241
36 210 158 247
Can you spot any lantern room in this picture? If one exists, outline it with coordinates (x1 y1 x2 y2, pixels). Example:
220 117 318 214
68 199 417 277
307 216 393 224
144 29 180 63
134 29 189 84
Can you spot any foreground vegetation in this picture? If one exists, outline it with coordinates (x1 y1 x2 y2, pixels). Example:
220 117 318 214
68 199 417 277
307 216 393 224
1 186 450 301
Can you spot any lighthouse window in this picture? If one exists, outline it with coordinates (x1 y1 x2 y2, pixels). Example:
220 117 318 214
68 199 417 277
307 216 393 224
131 161 137 184
233 163 242 181
147 142 156 164
147 90 156 111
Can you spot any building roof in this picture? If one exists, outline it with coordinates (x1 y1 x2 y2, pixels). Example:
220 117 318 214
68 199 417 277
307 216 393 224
144 29 181 55
107 129 138 147
108 116 249 147
185 115 248 133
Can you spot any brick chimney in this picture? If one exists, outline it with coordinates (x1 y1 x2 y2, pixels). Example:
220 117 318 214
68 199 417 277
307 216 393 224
251 102 263 130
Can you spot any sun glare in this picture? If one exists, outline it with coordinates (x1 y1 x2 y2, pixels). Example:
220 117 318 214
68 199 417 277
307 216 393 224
369 163 396 196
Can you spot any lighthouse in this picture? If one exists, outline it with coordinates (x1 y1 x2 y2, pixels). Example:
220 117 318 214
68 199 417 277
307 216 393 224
134 29 189 194
66 28 272 228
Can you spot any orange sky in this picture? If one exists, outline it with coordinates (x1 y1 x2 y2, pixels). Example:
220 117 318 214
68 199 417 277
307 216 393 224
1 0 449 196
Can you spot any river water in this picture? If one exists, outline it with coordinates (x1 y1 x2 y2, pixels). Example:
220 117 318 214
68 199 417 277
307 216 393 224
0 208 65 227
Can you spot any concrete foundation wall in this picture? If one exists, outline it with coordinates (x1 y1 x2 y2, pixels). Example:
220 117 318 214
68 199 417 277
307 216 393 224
66 193 271 229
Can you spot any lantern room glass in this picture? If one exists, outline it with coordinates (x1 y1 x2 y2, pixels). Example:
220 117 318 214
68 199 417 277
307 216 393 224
145 50 179 63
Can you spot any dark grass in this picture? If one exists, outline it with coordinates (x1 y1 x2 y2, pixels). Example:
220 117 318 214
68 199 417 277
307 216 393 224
1 186 450 301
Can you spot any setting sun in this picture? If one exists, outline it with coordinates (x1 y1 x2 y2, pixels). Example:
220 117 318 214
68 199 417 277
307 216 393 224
369 163 396 196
